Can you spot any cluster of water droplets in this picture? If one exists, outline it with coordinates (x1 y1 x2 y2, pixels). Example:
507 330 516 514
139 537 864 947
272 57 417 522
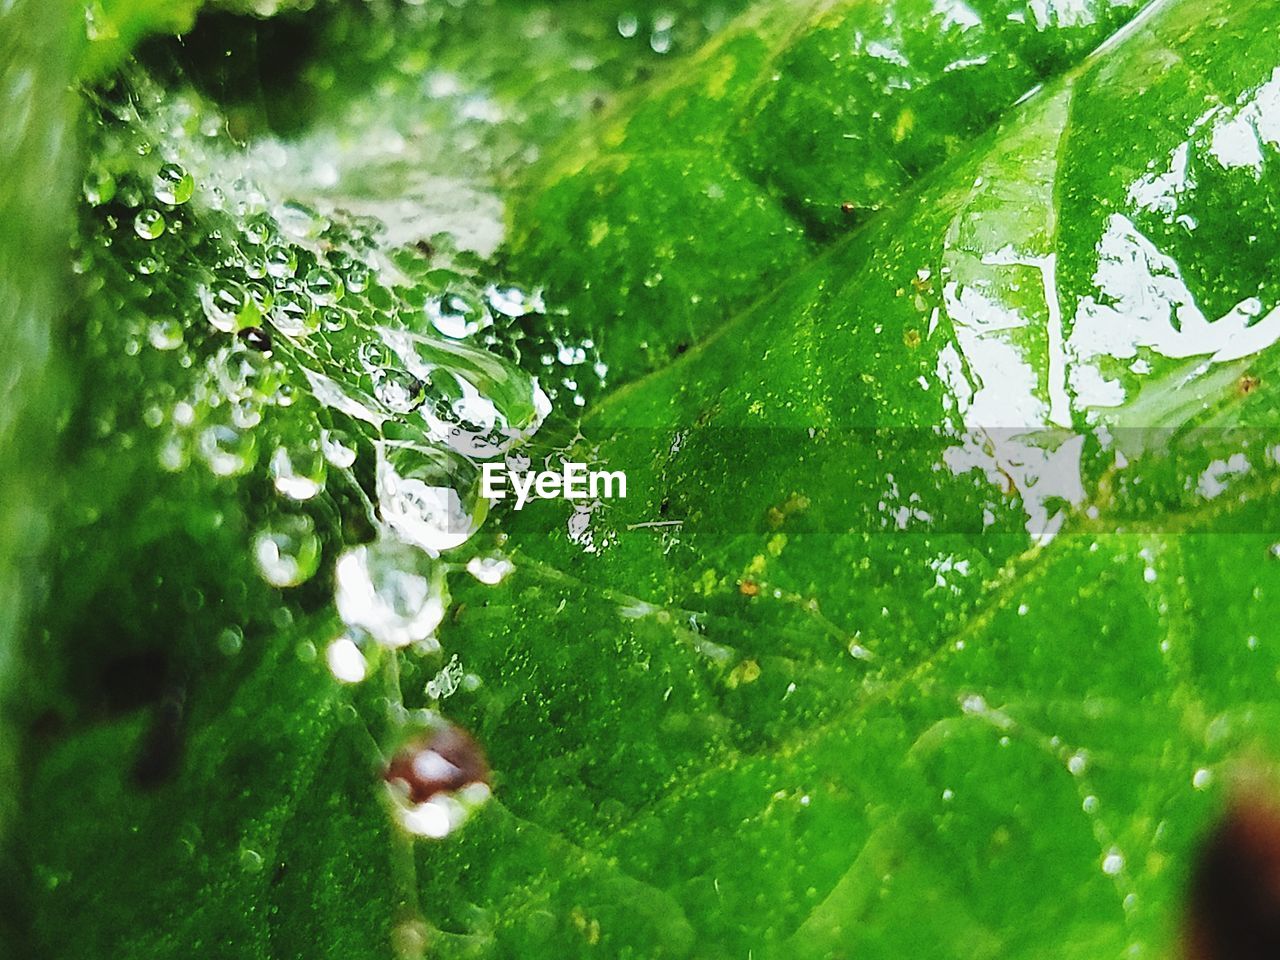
73 74 554 681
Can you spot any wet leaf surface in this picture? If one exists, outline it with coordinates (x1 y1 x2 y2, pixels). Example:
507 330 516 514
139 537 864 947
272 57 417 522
19 0 1280 958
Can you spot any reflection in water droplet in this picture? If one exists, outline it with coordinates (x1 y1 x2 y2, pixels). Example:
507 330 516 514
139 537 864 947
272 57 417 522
334 538 448 648
270 445 326 500
326 636 368 683
153 162 194 205
426 288 491 339
376 442 486 555
133 208 166 240
253 515 321 587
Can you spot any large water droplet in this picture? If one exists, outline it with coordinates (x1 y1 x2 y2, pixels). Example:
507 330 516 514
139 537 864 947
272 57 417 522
334 537 448 648
376 442 487 555
199 424 257 476
148 318 184 351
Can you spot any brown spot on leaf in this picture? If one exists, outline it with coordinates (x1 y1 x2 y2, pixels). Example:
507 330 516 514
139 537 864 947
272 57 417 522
385 725 490 805
1186 800 1280 960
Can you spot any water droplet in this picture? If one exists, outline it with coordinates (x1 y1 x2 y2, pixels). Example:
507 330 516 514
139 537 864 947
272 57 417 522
153 162 194 205
244 214 272 245
1067 751 1088 776
1102 849 1125 875
465 556 513 585
148 318 184 351
270 445 326 500
253 515 321 588
83 167 116 205
376 443 486 555
326 636 368 684
216 626 244 656
133 208 166 240
265 244 296 278
200 279 251 333
269 288 318 337
305 267 343 305
485 283 544 318
199 424 257 476
1193 767 1213 790
321 428 358 468
372 369 424 413
238 847 264 873
426 288 492 339
335 537 449 648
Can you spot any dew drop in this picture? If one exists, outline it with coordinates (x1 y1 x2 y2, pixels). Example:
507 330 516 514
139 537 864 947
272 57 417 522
326 636 368 684
83 167 116 205
133 208 166 240
153 162 194 205
334 537 448 648
264 244 296 278
253 515 321 588
270 445 327 500
465 556 513 585
320 428 358 469
200 279 250 333
426 288 492 339
148 318 184 351
376 443 486 555
198 424 257 476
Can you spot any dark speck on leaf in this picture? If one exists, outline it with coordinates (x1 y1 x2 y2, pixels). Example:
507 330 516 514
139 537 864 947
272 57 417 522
238 326 272 354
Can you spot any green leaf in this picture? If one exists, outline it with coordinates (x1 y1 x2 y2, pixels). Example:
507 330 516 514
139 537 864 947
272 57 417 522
507 0 1153 385
0 0 82 946
24 0 1280 958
